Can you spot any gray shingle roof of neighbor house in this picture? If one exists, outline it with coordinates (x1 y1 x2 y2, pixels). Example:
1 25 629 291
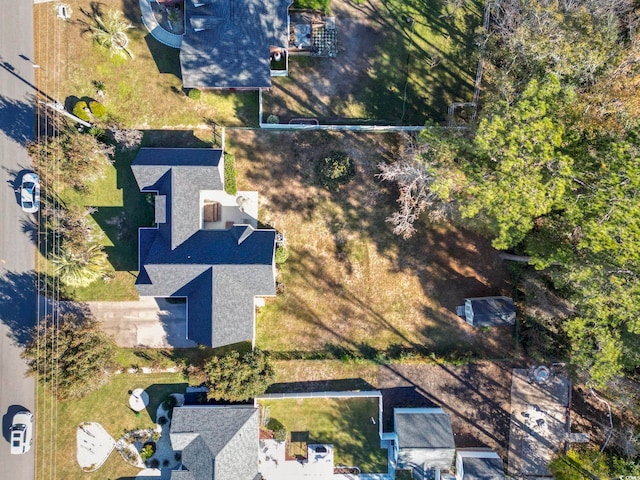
132 148 276 348
395 408 455 449
459 453 505 480
170 406 261 480
180 0 292 89
465 296 516 327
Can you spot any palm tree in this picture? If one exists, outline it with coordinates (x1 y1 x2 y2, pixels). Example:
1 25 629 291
52 244 109 288
90 10 134 59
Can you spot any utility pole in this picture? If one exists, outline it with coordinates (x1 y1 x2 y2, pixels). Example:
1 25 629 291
38 100 92 128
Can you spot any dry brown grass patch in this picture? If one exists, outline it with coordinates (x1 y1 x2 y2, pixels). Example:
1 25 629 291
228 130 515 360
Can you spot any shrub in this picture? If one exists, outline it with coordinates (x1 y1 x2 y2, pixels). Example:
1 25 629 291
188 88 202 100
275 245 289 265
72 101 90 122
157 416 167 426
316 151 356 191
204 349 274 402
89 100 106 118
266 114 279 124
224 153 237 195
274 427 287 442
267 418 287 442
163 459 170 467
23 313 115 399
140 443 155 461
149 458 160 468
92 80 105 95
175 452 182 462
88 126 105 140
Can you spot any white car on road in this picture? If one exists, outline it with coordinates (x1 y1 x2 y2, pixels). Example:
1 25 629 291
9 411 33 455
20 172 40 213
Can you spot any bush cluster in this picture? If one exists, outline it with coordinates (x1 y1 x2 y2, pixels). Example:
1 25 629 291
72 101 90 122
203 349 274 402
188 88 202 100
89 100 106 118
224 153 237 195
275 245 289 265
316 151 356 191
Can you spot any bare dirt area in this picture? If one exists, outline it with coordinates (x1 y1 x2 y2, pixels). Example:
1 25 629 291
228 129 515 359
378 362 514 459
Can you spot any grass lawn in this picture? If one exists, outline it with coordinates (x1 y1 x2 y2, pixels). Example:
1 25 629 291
258 396 387 473
230 129 515 360
263 0 483 124
358 0 483 123
34 0 257 128
35 372 187 480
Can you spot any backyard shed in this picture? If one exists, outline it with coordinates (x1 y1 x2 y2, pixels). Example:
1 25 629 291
457 296 516 327
394 407 455 474
456 450 505 480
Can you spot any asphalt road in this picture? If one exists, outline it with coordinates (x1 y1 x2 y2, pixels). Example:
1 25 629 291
0 0 37 477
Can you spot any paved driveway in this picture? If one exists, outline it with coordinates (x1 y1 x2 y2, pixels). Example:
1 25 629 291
86 297 196 348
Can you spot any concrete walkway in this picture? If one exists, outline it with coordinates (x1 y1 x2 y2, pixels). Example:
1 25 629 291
139 0 182 48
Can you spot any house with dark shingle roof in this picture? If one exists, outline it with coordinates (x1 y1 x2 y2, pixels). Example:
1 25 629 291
456 449 505 480
132 147 276 348
181 0 292 89
170 405 261 480
393 407 456 474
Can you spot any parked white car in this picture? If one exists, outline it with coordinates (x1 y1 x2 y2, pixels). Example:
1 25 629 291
20 172 40 213
10 411 33 455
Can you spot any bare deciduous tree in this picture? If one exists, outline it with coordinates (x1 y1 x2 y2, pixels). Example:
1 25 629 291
377 134 457 239
111 128 143 150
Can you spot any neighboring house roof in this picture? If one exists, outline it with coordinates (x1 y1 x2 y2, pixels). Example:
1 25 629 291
170 406 261 480
464 296 516 327
180 0 292 89
132 148 276 348
395 407 455 450
457 450 505 480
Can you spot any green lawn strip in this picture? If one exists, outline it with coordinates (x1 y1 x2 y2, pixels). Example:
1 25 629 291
70 271 140 301
258 397 387 473
113 342 252 372
36 372 187 480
